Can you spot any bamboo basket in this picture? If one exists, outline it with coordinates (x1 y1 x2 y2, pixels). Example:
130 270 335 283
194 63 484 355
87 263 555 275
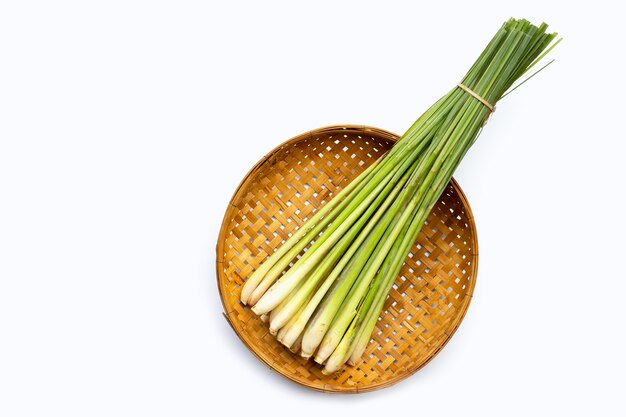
216 125 478 393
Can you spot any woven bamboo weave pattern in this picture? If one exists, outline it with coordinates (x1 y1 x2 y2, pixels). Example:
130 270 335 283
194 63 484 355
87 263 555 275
216 125 478 393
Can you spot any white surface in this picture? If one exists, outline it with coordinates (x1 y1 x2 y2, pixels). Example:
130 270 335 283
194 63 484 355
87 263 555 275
1 1 624 415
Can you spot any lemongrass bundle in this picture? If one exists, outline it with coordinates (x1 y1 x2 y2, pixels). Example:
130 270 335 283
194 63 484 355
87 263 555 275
240 18 560 374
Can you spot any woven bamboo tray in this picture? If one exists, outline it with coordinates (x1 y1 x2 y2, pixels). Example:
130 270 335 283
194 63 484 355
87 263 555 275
216 125 478 393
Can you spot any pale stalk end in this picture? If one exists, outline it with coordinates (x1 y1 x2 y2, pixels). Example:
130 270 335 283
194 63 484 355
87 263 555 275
348 343 368 366
289 334 303 354
276 326 287 345
322 356 344 375
322 347 349 374
246 287 265 308
268 307 293 335
252 265 307 315
314 338 338 364
321 368 334 376
280 321 304 348
240 267 268 305
313 355 326 365
269 323 281 336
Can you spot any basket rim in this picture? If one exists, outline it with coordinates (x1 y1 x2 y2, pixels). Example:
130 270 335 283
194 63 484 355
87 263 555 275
215 124 479 393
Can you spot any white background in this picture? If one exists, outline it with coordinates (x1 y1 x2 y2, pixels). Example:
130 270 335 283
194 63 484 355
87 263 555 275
1 1 624 415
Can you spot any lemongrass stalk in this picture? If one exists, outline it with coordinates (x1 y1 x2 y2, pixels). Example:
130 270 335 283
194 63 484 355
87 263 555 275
268 271 309 327
347 19 558 369
338 201 416 369
348 173 467 362
278 161 420 351
347 179 455 363
299 122 459 357
244 81 462 306
314 94 492 363
289 333 302 354
346 187 445 364
240 155 385 304
270 156 419 338
308 125 460 361
299 152 432 356
269 244 337 334
250 166 398 315
303 215 406 361
322 259 385 373
322 315 359 374
276 300 309 344
347 93 496 364
253 110 447 312
244 152 402 306
239 144 434 305
300 162 428 358
243 114 441 306
319 94 499 362
252 133 434 315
